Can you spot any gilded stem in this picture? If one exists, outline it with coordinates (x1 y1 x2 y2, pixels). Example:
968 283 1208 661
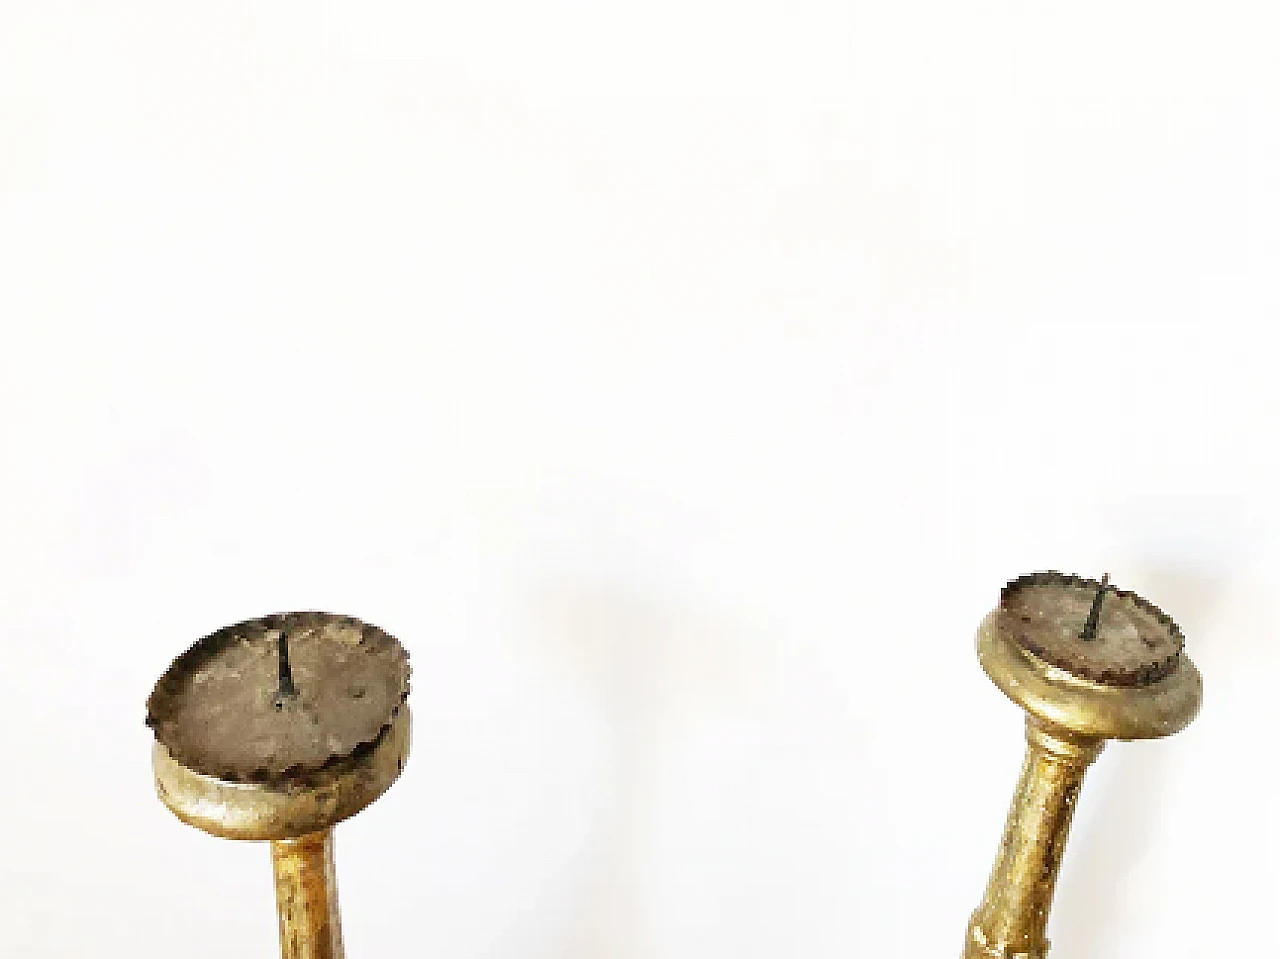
271 829 345 959
964 718 1104 959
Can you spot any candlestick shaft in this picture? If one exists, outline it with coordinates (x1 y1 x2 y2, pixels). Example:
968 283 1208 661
271 830 344 959
963 718 1104 959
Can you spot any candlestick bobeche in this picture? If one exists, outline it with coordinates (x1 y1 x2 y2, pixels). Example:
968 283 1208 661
146 612 411 959
962 571 1201 959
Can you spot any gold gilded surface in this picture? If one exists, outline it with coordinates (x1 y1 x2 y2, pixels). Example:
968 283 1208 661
153 706 410 841
964 579 1202 959
964 719 1102 959
272 831 344 959
977 613 1201 741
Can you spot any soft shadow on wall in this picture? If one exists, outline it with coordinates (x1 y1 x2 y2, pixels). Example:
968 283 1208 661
530 581 773 959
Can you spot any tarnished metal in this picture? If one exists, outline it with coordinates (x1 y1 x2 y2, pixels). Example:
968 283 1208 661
998 571 1184 687
147 611 411 959
153 707 410 841
147 612 410 781
963 574 1202 958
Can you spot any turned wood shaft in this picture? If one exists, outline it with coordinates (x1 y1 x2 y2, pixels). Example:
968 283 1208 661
271 830 344 959
964 718 1104 959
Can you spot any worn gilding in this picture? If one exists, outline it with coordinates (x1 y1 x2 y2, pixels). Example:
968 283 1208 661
149 611 412 959
153 707 410 841
963 576 1201 959
273 831 345 959
977 613 1202 741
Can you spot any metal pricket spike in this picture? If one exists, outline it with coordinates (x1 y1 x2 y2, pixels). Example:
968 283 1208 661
277 630 297 702
1078 572 1111 641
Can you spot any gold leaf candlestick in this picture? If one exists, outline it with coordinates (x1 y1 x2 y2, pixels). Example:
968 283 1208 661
146 612 411 959
962 573 1202 959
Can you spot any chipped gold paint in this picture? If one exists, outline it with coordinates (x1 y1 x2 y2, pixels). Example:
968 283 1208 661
965 719 1101 959
273 831 344 959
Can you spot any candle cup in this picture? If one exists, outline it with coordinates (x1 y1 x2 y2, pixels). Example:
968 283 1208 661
147 613 411 959
963 573 1201 959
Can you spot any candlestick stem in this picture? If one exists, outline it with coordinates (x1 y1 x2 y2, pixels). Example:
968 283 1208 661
964 717 1103 959
271 829 344 959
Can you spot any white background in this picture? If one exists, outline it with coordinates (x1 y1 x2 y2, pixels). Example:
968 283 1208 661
1 2 1276 957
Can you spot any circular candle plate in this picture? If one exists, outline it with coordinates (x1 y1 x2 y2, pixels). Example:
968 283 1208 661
997 571 1183 687
978 572 1201 741
146 612 410 783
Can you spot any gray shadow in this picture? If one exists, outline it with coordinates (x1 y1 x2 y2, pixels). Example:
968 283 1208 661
1050 566 1225 959
528 581 769 959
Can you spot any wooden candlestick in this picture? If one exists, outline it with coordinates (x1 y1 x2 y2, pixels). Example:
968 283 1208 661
962 572 1201 959
146 612 411 959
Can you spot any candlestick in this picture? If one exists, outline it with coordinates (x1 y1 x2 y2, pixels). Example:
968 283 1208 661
146 612 411 959
962 572 1201 959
